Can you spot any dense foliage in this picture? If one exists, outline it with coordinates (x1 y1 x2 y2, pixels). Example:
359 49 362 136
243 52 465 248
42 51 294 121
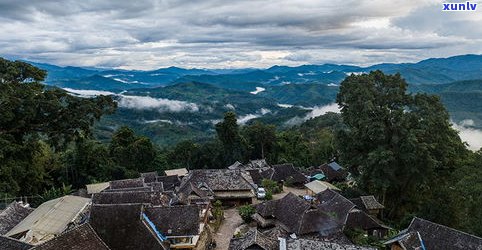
336 70 481 235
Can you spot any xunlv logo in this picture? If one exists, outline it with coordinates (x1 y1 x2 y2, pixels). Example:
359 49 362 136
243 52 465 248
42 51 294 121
443 2 477 11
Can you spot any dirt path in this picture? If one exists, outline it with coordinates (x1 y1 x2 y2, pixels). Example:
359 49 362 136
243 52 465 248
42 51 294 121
214 207 243 250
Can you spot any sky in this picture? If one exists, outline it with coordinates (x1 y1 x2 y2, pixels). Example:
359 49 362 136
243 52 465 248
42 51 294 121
0 0 481 69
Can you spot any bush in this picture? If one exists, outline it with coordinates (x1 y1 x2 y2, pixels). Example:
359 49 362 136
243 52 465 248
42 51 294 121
261 179 281 194
238 205 256 223
265 190 273 200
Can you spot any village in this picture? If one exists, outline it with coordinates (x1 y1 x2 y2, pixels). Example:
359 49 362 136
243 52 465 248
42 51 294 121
0 159 481 250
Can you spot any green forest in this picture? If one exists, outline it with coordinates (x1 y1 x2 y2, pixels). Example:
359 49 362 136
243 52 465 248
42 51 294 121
1 58 481 237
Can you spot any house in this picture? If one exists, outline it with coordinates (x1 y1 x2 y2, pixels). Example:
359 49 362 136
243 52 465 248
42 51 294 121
165 168 188 177
255 193 341 236
304 180 340 195
90 204 168 250
177 182 214 205
144 205 210 249
384 217 482 250
178 169 255 206
0 201 34 235
30 223 110 250
315 189 389 238
90 203 210 250
6 195 91 245
350 196 384 217
0 235 32 250
261 163 307 187
229 228 278 250
282 238 376 250
314 162 348 183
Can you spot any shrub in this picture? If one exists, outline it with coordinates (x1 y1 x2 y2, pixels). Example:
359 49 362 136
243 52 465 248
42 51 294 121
238 205 256 223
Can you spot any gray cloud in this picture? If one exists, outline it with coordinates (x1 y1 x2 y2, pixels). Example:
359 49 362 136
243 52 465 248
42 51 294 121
0 0 481 69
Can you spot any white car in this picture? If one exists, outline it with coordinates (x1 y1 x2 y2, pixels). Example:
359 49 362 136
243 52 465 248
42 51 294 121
257 188 266 199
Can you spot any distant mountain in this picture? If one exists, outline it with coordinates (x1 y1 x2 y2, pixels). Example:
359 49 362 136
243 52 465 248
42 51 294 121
27 54 482 92
49 74 145 91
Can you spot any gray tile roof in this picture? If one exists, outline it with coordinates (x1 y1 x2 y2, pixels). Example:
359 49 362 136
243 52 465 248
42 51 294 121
144 205 200 236
109 178 144 189
385 217 482 250
285 238 376 250
263 164 307 184
31 223 110 250
141 172 159 183
180 169 254 191
357 196 385 210
0 202 34 235
256 193 341 236
316 189 355 224
92 191 169 206
229 228 278 250
0 235 32 250
90 204 166 250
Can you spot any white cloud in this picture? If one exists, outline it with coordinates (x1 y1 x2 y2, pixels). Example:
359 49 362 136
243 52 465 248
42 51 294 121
284 103 340 126
237 108 272 124
118 95 199 112
305 103 340 119
63 88 199 112
278 103 293 108
452 120 482 151
63 88 116 97
250 87 266 95
1 0 480 69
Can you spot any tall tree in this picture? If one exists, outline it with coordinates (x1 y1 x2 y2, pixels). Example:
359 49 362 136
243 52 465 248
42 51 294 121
336 70 467 220
0 58 116 196
215 112 247 165
243 121 276 160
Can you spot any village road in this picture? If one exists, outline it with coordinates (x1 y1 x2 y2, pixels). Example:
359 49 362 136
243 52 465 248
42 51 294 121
214 207 243 250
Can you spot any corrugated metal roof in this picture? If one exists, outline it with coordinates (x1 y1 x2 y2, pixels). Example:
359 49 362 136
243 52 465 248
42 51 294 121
304 180 340 194
6 196 90 244
164 168 188 176
86 182 110 194
328 162 342 171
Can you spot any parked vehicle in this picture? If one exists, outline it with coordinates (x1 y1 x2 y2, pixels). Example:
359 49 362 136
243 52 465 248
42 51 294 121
257 187 266 199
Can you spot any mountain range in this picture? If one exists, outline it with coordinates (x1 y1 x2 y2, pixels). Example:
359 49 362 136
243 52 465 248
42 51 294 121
24 54 482 146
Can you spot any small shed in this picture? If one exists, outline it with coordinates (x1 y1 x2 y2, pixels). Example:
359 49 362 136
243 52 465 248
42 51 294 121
304 180 340 195
164 168 188 177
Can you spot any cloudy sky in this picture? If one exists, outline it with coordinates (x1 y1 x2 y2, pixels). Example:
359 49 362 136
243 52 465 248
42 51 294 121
0 0 481 69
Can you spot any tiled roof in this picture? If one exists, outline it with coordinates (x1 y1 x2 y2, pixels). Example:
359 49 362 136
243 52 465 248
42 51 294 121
92 191 169 206
317 162 347 182
31 223 110 250
229 228 278 250
385 217 482 250
0 235 32 250
285 238 376 250
140 172 159 183
263 164 306 184
0 202 34 235
255 193 341 236
144 205 200 236
109 178 144 189
180 169 254 191
316 189 355 224
90 204 166 250
346 209 388 231
351 196 384 211
156 175 181 191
